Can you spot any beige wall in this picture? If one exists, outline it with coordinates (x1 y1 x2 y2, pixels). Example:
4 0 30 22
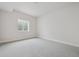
0 10 37 42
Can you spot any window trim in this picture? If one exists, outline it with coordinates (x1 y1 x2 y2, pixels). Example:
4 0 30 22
18 19 30 32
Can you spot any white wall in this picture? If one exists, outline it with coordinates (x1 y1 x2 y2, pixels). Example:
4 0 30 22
0 10 37 42
38 4 79 47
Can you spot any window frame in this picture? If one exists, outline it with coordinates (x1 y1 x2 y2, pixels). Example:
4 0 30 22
17 19 30 32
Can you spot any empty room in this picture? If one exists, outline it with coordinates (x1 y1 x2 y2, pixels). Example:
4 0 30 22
0 2 79 57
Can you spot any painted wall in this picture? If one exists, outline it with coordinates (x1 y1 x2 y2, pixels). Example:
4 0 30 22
0 10 37 42
38 4 79 47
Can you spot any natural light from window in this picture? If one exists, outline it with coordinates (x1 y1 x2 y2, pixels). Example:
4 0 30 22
18 19 29 32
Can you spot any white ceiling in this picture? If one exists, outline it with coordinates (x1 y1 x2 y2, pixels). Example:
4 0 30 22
0 2 78 17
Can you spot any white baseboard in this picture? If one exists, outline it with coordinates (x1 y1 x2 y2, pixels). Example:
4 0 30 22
0 37 36 44
38 36 79 48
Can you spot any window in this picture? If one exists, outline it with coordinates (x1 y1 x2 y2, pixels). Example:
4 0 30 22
18 19 29 32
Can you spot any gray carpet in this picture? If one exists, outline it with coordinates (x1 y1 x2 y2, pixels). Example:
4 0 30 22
0 38 79 57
